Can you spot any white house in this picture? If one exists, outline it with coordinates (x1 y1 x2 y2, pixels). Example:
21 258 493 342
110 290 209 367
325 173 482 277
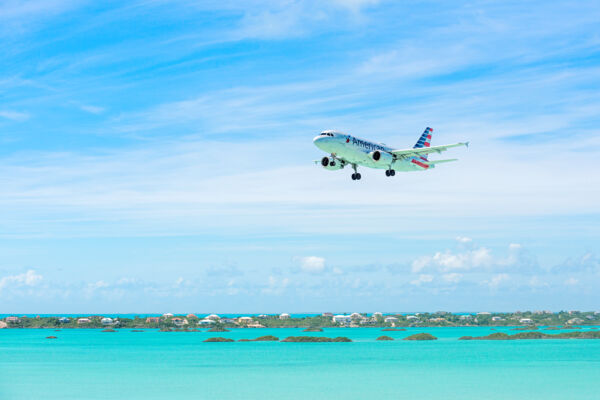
492 316 503 321
350 312 362 320
77 318 91 324
332 315 352 325
198 319 215 325
372 312 383 319
101 317 113 326
519 318 533 324
5 316 20 323
238 317 253 324
406 315 418 320
279 313 290 320
384 317 399 323
162 313 174 318
206 314 221 321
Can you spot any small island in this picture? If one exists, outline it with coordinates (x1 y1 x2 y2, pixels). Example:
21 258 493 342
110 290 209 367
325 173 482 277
204 337 235 342
376 335 394 341
303 327 324 332
403 333 437 341
238 335 279 342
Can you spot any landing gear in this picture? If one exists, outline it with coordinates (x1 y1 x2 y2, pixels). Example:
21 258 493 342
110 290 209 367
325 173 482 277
351 164 361 180
385 169 396 177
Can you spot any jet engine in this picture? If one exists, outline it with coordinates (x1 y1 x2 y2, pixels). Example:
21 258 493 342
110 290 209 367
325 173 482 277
370 150 394 164
321 156 344 170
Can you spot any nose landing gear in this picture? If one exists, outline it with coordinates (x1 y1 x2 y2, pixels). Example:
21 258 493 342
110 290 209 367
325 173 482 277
385 169 396 177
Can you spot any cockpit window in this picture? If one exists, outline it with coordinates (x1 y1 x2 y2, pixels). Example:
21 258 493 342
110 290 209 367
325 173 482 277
320 132 335 137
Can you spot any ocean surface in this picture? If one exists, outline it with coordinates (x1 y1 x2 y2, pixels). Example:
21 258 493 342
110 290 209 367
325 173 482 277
2 326 600 399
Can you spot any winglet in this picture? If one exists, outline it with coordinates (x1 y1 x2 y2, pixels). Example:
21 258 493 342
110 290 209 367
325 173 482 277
465 141 469 148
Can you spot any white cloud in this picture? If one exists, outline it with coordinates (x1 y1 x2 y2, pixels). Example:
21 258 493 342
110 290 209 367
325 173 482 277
79 105 104 114
0 110 30 121
0 269 43 290
298 256 326 273
456 236 472 244
410 274 434 286
564 277 579 286
486 273 510 288
442 273 462 283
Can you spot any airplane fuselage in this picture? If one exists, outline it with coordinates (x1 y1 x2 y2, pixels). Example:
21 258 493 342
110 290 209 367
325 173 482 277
313 130 428 172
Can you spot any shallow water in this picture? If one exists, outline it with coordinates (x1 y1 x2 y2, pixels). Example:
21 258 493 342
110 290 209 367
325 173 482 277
2 327 599 399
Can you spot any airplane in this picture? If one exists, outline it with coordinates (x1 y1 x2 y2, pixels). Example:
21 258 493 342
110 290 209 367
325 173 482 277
313 127 468 180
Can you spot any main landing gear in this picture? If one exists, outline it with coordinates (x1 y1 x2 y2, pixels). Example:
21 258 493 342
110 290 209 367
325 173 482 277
385 169 396 177
351 164 361 180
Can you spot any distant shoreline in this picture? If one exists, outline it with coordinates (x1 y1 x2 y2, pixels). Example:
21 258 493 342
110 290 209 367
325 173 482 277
2 311 598 330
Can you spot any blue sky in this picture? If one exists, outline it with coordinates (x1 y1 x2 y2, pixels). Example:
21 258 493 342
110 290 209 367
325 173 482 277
1 0 599 313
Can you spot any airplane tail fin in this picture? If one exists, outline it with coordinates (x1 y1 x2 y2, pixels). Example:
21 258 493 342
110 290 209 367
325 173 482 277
413 127 433 161
414 127 433 149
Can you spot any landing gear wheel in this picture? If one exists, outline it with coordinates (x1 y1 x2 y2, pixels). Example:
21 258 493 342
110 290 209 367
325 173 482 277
351 173 356 180
385 170 390 177
390 169 395 176
356 173 361 180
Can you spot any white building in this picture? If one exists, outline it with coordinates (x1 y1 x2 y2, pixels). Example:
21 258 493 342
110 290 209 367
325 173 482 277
77 318 91 324
162 313 174 318
492 316 503 321
384 317 399 323
372 312 383 319
332 315 352 325
519 318 533 324
406 315 418 320
279 313 290 320
101 317 113 326
206 314 221 321
198 319 215 325
238 317 253 324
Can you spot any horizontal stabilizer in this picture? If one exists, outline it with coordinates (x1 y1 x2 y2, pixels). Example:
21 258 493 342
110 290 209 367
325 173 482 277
426 158 458 165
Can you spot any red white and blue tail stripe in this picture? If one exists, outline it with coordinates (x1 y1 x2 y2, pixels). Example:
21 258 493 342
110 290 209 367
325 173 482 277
412 127 433 166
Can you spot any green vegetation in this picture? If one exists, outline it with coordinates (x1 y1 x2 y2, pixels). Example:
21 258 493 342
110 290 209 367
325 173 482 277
45 336 58 339
281 336 352 342
204 337 234 342
102 328 116 332
459 331 600 340
238 335 279 342
403 333 437 341
303 327 323 332
376 335 394 341
208 327 230 332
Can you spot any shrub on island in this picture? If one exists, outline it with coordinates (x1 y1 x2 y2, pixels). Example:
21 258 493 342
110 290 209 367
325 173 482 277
102 328 116 332
281 336 352 342
238 335 279 342
45 336 58 339
303 327 324 332
208 327 230 332
204 337 234 342
376 336 394 341
403 333 437 341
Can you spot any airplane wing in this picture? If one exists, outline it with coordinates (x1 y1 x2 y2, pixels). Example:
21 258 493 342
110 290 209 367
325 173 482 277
390 142 469 159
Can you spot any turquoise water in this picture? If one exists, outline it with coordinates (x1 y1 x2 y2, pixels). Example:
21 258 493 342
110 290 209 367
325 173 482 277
2 327 599 399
